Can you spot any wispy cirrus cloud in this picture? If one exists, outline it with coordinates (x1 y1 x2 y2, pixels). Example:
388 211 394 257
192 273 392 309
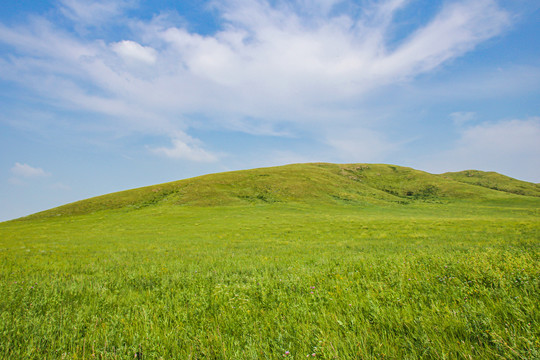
150 132 220 162
10 163 51 178
58 0 134 25
0 0 513 162
450 112 476 126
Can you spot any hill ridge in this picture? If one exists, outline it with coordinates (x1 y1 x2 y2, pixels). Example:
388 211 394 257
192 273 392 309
19 163 540 220
441 169 540 197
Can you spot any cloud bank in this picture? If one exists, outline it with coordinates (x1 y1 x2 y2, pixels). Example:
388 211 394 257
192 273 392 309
0 0 512 163
421 117 540 181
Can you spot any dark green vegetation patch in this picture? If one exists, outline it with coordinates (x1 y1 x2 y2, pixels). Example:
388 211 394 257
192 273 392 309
1 163 539 359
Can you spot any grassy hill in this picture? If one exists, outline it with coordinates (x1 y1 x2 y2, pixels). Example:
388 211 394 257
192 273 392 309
20 163 539 220
1 163 538 359
442 169 540 197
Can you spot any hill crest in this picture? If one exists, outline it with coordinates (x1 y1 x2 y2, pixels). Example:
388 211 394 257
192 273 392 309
19 163 540 220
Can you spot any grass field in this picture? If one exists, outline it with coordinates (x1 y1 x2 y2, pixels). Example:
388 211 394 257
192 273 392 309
1 164 539 359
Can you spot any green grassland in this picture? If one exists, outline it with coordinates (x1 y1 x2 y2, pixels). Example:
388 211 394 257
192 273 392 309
0 163 539 359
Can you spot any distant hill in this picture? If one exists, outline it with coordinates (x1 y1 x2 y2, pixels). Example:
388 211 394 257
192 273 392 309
441 170 540 197
20 163 540 220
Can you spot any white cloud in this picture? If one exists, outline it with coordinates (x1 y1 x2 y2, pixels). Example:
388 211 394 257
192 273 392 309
150 133 220 162
421 117 540 181
111 40 157 64
0 0 513 162
59 0 133 25
457 118 540 155
373 0 509 79
10 163 51 178
450 111 476 126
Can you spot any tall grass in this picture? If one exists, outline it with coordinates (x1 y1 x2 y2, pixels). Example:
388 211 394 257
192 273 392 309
1 202 538 359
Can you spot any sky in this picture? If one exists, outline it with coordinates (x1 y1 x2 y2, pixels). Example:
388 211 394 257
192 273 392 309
1 0 539 221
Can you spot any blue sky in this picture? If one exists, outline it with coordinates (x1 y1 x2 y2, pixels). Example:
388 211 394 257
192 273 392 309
1 0 539 221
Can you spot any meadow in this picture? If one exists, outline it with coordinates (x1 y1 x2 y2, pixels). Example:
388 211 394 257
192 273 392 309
0 164 539 359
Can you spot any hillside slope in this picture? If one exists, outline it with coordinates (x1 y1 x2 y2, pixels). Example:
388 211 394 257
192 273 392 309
442 170 540 197
21 163 539 220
